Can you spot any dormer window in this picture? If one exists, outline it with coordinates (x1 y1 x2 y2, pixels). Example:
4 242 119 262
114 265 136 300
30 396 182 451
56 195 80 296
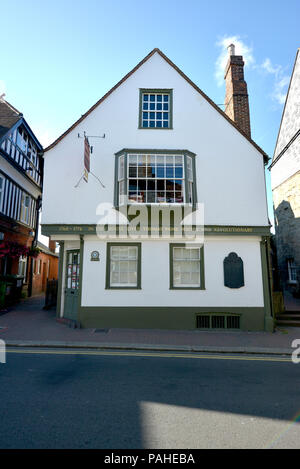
114 149 197 207
139 89 173 129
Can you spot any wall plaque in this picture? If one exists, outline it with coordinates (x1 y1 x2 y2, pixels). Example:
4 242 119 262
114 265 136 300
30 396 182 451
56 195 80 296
224 252 244 288
91 251 100 262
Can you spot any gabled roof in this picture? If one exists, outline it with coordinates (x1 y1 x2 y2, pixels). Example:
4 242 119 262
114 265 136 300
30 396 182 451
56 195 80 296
0 99 22 140
270 48 300 169
45 48 268 162
0 99 43 151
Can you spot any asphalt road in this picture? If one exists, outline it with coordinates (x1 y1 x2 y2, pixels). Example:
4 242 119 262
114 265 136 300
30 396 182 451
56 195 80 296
0 348 300 449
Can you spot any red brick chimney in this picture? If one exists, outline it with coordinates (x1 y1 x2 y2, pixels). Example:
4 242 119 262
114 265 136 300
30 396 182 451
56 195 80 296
224 44 251 138
49 239 56 253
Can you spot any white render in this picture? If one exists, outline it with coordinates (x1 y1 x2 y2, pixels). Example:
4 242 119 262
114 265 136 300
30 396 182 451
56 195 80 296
43 52 269 227
56 236 264 317
42 49 270 330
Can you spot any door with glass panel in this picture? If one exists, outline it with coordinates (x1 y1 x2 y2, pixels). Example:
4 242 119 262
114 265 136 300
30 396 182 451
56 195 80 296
64 250 80 320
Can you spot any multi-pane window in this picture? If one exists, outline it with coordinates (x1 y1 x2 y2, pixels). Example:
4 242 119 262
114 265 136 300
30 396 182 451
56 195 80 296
66 251 80 290
140 90 172 129
107 244 141 289
288 259 297 283
170 245 204 289
115 150 196 207
18 256 27 279
0 176 3 211
0 174 36 227
127 154 184 203
20 194 30 224
118 155 126 205
186 156 193 204
114 149 197 207
1 125 42 186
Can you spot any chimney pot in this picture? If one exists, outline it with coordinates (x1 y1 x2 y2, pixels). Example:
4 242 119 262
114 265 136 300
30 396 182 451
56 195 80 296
228 44 235 56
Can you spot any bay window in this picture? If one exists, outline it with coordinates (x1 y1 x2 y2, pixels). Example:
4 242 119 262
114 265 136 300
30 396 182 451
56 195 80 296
114 150 197 207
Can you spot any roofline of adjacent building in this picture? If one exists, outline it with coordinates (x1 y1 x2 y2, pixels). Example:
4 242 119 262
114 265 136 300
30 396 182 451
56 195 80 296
37 241 58 257
44 48 268 163
270 48 300 168
0 101 43 152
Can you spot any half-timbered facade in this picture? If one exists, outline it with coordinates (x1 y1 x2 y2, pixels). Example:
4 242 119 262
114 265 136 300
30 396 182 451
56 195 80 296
0 99 43 287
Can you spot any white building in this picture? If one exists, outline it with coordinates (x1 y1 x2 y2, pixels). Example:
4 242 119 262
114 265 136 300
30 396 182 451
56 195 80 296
270 48 300 296
42 48 272 331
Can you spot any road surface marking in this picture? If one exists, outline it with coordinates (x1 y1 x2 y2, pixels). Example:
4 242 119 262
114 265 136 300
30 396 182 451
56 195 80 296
5 348 291 362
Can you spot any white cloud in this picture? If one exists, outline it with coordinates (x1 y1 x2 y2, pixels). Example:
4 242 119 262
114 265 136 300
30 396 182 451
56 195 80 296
261 58 290 105
215 35 255 86
261 58 280 75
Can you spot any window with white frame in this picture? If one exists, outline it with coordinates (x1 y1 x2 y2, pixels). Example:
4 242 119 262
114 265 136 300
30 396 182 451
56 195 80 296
115 151 196 206
18 256 27 278
170 244 204 289
140 90 172 129
37 259 41 275
20 193 30 224
0 176 4 212
118 155 126 206
128 154 184 203
107 244 141 289
186 156 194 204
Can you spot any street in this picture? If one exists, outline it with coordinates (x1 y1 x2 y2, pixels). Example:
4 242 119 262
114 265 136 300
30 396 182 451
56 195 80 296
0 348 300 449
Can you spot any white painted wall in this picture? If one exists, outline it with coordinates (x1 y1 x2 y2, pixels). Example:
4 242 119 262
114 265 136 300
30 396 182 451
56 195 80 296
0 157 41 199
43 51 269 227
79 236 264 308
271 143 300 189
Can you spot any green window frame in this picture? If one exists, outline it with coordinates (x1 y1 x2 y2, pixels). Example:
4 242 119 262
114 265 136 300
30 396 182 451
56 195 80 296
139 89 173 129
106 242 142 289
114 149 197 208
169 243 205 290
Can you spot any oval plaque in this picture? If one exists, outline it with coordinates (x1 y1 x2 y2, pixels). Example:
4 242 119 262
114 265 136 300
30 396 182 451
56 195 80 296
91 251 100 262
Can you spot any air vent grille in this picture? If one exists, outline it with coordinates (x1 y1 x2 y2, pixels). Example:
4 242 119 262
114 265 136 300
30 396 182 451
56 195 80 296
196 315 240 330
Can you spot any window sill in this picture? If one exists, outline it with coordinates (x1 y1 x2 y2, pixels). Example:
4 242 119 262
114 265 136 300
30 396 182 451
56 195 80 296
138 126 173 130
119 203 192 207
105 286 141 290
169 287 205 290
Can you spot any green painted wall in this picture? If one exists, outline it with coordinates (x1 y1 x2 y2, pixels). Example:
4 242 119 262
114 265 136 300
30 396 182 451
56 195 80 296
78 306 265 331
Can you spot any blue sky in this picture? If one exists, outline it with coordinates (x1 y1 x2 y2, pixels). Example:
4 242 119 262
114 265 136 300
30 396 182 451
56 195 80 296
1 0 299 225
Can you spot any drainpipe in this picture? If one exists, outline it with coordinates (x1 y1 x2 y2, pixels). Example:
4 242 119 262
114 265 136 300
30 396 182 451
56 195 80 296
27 195 42 297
